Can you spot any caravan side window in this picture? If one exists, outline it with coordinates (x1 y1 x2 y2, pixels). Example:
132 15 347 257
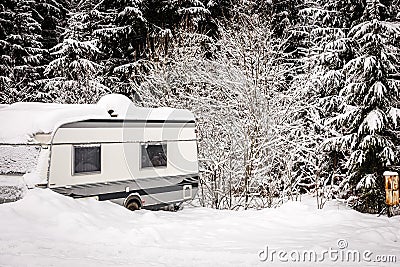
73 145 101 174
141 143 167 168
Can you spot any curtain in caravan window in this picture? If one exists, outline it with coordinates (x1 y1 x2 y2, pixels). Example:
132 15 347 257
74 146 101 174
141 144 167 168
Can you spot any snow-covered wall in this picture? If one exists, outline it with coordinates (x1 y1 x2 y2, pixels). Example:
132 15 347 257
0 146 39 175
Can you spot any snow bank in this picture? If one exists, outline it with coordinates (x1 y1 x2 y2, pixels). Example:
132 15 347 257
0 94 195 144
0 191 398 266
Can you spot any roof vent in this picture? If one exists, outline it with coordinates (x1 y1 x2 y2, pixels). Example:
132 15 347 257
108 109 118 117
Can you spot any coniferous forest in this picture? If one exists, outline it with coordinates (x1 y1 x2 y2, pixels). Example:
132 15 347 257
1 0 400 213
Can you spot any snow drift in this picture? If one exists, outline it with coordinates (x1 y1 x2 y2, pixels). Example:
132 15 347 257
0 190 399 266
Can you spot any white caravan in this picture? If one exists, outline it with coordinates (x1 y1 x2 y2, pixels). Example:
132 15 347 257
0 94 199 210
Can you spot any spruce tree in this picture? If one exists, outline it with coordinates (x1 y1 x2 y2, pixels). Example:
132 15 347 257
0 0 43 103
39 3 108 103
326 0 400 212
0 0 15 103
301 1 360 184
94 0 215 97
35 0 68 50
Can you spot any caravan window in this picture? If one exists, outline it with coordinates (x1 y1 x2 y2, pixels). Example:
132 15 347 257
141 143 167 168
73 146 101 174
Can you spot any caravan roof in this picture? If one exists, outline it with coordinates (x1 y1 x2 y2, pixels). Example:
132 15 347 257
0 94 194 143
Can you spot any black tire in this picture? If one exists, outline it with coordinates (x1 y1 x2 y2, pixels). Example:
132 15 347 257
174 202 183 211
126 200 140 211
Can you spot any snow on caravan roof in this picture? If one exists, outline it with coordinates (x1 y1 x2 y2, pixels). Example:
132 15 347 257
0 102 108 143
0 94 194 143
98 94 195 121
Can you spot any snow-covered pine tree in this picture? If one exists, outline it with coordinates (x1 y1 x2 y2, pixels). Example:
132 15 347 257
35 0 68 50
144 0 217 59
93 0 153 98
39 2 108 103
298 1 358 204
0 0 15 103
268 0 304 38
325 0 400 213
206 0 231 20
0 0 43 103
94 0 216 98
144 0 215 35
263 0 307 83
300 0 369 124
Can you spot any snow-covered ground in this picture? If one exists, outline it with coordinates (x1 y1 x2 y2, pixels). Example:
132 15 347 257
0 189 399 267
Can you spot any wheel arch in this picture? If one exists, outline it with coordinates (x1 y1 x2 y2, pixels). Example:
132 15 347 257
123 193 142 209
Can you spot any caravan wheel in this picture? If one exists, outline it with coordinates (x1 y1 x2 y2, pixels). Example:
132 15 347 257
126 200 140 211
174 202 183 211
